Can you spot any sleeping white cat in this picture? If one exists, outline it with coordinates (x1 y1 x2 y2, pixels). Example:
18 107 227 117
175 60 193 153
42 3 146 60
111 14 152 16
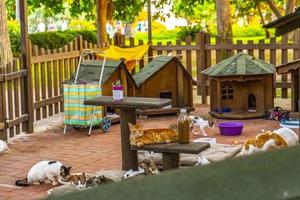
0 140 8 154
15 160 71 186
189 116 215 136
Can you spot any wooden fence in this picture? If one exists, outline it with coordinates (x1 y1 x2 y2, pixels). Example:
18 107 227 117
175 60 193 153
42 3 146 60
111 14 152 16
1 32 299 140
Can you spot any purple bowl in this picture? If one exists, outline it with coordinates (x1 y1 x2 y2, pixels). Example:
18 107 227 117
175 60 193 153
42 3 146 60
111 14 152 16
217 122 244 136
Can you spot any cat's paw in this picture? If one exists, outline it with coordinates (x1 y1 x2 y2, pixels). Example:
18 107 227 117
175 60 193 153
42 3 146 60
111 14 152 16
202 133 208 137
33 182 41 185
52 181 58 186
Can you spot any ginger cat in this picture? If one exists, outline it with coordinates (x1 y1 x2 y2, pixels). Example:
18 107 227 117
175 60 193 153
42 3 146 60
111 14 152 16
128 123 178 147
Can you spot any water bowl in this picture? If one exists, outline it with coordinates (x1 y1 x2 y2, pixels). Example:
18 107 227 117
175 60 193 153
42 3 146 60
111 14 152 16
217 122 244 136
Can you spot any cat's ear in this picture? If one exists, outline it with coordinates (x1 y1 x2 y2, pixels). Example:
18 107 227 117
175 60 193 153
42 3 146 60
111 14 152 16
128 123 134 129
67 166 72 173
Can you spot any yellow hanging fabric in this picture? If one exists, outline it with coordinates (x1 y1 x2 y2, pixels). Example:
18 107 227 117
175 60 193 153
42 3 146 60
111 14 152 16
97 44 149 71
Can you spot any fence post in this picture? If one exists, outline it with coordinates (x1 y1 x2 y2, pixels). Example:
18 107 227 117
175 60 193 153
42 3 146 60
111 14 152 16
195 32 207 104
0 63 7 140
20 0 34 133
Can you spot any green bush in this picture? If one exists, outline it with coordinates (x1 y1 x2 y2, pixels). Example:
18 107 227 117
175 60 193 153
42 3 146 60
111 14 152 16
176 25 203 41
232 24 266 37
8 20 21 57
69 20 96 30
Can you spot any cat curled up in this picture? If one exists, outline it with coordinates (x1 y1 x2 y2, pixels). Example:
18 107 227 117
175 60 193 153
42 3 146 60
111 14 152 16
15 161 71 186
128 123 178 147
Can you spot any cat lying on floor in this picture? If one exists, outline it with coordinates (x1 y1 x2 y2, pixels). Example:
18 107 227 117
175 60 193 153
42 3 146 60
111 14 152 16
15 161 71 186
60 172 114 189
241 127 299 156
0 140 8 154
122 159 159 179
128 123 178 147
189 116 215 136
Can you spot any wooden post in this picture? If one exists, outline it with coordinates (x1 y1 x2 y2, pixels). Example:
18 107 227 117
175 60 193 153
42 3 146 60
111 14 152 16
0 61 7 140
216 79 222 113
120 108 138 170
19 0 33 133
163 153 179 170
196 32 207 103
281 35 288 98
270 37 276 98
147 0 152 44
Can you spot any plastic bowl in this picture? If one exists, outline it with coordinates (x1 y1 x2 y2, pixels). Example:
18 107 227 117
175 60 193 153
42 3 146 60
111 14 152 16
217 122 244 136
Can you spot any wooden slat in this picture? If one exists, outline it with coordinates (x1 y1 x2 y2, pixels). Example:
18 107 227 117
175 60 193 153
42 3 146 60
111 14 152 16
7 115 28 129
0 70 27 81
247 40 254 56
58 48 64 112
31 50 80 64
205 33 211 96
236 40 243 53
176 39 181 58
157 42 163 55
63 46 69 81
270 37 277 98
205 43 298 50
0 59 7 140
215 36 222 63
52 49 59 114
46 49 53 116
275 82 291 88
40 48 47 118
6 62 14 137
186 36 192 75
34 95 63 109
196 32 206 103
19 55 28 132
138 40 144 70
33 45 41 121
129 38 135 74
281 35 288 98
259 39 265 60
166 41 172 55
13 59 20 134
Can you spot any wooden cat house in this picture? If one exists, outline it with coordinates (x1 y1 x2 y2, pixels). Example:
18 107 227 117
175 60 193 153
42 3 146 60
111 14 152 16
202 53 275 119
76 60 136 119
264 8 300 117
133 56 196 115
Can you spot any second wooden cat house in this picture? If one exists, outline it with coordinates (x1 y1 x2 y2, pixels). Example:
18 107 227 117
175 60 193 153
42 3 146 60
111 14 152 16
133 56 196 115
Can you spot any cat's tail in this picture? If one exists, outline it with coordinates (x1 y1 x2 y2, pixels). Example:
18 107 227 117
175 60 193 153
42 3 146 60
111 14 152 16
15 178 29 186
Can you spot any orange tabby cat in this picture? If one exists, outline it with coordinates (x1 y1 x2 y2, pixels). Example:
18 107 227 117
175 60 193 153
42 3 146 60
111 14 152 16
128 123 178 147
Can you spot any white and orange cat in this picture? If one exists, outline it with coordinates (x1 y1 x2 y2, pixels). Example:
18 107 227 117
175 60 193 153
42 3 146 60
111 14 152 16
128 123 178 147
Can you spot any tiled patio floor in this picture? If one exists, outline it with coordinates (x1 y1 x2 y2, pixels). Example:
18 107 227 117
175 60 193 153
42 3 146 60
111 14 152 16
0 105 296 200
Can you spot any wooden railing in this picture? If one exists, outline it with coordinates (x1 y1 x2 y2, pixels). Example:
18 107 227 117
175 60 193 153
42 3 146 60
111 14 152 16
1 32 299 140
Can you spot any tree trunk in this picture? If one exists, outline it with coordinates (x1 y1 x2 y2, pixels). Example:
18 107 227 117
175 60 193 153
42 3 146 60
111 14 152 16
285 0 295 14
0 0 13 66
96 0 108 46
266 0 282 18
215 0 232 40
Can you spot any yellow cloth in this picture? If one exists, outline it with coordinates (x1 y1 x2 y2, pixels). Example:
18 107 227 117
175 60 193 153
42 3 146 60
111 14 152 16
97 44 149 71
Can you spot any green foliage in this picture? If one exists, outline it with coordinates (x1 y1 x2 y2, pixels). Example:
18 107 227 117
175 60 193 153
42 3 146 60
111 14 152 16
69 20 96 30
176 25 202 41
69 0 95 21
232 24 266 37
8 20 21 57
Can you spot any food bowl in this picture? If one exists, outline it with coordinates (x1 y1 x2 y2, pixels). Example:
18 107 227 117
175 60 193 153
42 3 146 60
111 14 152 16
217 122 244 136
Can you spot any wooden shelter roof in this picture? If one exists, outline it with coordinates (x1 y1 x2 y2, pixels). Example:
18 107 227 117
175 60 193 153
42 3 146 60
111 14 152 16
202 52 275 77
73 60 136 86
264 7 300 36
133 56 196 87
277 59 300 74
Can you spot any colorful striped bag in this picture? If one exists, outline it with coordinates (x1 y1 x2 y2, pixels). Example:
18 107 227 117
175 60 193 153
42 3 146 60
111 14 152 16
64 83 102 126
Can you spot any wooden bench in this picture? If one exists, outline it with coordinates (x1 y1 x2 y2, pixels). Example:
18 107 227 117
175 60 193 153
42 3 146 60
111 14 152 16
132 142 210 170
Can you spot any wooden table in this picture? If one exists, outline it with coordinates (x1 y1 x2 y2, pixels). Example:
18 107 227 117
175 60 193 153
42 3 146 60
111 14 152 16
84 96 172 170
132 142 210 170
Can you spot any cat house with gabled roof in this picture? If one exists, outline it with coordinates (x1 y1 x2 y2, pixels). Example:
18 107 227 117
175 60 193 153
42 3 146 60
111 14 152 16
133 56 196 114
202 52 275 119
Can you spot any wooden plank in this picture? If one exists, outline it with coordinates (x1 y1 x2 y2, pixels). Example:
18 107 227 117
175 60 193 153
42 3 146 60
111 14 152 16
157 42 163 55
236 40 243 53
270 37 277 98
31 51 80 64
40 48 47 118
34 95 63 109
0 59 7 140
19 55 28 132
129 38 136 74
138 40 144 69
247 40 254 56
138 107 195 116
226 39 233 57
196 32 206 103
68 41 75 77
7 115 28 129
166 41 172 55
275 82 291 88
204 43 298 50
205 33 211 96
281 35 288 98
46 49 53 116
6 62 14 137
58 48 64 112
186 36 192 75
176 39 181 58
215 36 222 63
0 70 27 81
63 46 69 81
20 0 34 133
52 49 59 114
163 153 179 170
131 142 210 154
33 45 41 121
259 39 265 60
13 59 20 134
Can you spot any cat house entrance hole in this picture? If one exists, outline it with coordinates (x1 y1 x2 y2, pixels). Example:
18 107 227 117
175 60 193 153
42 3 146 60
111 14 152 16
160 92 172 99
248 94 256 112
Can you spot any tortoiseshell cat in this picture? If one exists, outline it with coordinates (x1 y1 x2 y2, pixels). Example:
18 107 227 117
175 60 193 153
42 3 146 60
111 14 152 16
128 123 178 147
